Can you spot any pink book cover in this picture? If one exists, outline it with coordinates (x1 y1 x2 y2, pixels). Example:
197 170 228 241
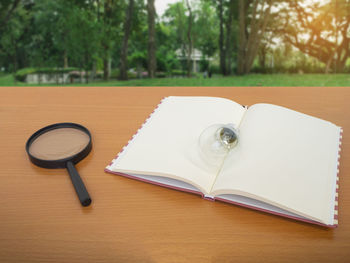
105 97 342 228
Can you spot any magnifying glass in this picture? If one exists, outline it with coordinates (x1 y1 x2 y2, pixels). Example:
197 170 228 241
26 123 92 206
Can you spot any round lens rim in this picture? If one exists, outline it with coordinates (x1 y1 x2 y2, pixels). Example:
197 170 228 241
26 123 92 169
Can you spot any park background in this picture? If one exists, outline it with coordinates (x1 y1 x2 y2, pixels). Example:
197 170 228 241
0 0 349 87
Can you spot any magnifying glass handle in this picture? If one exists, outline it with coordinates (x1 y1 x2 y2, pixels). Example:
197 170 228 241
66 161 92 207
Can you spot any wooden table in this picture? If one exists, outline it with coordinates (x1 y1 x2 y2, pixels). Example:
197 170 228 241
0 86 349 263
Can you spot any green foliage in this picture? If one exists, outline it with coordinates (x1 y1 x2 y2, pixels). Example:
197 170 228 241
199 58 209 72
110 68 137 79
0 1 15 22
170 69 186 76
161 0 219 72
195 0 219 58
0 2 31 72
155 72 167 78
209 64 221 74
156 45 180 73
14 68 36 81
110 68 120 79
15 67 78 81
129 50 147 69
65 7 99 70
162 1 187 51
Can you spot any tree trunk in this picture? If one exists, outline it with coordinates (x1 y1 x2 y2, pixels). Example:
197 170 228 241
119 0 134 80
92 0 100 81
12 41 17 84
218 0 226 75
237 0 246 75
103 0 112 81
246 1 272 73
103 56 109 80
147 0 157 78
238 0 272 75
63 49 68 68
176 4 186 76
85 51 89 83
79 65 83 84
258 45 267 68
91 61 97 81
225 0 234 75
186 0 192 77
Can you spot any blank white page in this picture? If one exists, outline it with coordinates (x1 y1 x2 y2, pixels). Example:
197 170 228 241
108 96 246 194
211 104 341 224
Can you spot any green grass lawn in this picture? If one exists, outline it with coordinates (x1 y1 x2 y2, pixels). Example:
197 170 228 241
0 73 350 87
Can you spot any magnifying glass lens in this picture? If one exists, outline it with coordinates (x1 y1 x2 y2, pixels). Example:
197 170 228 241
29 128 90 161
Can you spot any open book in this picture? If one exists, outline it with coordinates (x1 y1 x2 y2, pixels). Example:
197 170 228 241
105 96 342 227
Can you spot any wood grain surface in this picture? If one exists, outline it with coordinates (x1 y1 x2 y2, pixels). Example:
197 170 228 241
0 86 349 263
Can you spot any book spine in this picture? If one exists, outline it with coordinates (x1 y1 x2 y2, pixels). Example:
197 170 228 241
333 128 343 227
106 97 168 169
203 195 215 201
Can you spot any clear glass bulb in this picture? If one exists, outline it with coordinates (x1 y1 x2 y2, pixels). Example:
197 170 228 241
198 124 239 165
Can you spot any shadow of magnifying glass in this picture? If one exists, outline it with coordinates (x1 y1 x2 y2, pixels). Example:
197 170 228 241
26 123 92 206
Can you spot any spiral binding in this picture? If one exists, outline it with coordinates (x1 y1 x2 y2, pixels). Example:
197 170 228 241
333 128 343 226
106 97 168 170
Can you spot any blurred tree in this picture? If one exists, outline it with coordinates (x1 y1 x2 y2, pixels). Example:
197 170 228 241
147 0 157 78
237 0 274 75
211 0 238 75
217 0 226 75
155 22 180 73
127 0 148 76
163 2 187 72
278 0 350 73
0 2 29 73
195 0 218 64
89 0 125 80
65 6 99 82
185 0 193 77
101 0 115 80
119 0 134 80
225 0 236 75
3 0 347 80
0 0 21 31
163 0 219 74
31 0 72 68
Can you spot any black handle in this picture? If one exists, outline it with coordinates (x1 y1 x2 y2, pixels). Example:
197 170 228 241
66 161 91 207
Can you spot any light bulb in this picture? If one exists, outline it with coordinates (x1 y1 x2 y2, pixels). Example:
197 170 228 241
198 124 239 165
